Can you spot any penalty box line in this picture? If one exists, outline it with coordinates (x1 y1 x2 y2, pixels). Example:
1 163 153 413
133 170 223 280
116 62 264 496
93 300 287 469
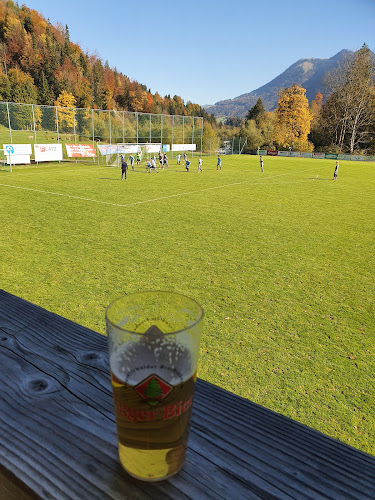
0 168 317 209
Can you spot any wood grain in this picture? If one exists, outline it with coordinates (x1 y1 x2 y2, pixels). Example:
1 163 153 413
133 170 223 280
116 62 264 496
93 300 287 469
0 289 374 499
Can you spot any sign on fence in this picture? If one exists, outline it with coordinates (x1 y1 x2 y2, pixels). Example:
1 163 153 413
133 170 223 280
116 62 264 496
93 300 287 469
34 144 63 162
313 152 325 159
66 144 96 158
278 151 289 157
145 144 162 153
3 144 32 164
267 150 278 156
301 152 313 158
162 144 170 152
337 154 351 160
351 155 365 161
258 150 267 155
325 153 338 159
172 144 196 151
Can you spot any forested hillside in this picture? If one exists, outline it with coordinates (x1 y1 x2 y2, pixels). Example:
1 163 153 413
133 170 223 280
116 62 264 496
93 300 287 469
0 0 215 123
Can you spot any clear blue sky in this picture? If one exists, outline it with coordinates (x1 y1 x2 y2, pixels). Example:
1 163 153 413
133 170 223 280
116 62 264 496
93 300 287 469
24 0 375 106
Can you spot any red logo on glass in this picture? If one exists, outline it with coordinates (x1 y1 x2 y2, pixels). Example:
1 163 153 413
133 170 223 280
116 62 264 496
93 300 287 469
135 375 172 404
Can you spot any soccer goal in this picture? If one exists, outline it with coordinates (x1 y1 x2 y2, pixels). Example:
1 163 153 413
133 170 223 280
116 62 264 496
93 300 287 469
106 143 162 167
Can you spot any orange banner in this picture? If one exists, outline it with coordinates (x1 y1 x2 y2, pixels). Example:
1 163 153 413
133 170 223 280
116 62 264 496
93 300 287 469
65 144 96 158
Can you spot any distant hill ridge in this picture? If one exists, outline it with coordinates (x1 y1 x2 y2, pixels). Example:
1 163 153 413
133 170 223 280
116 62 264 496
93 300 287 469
205 50 353 117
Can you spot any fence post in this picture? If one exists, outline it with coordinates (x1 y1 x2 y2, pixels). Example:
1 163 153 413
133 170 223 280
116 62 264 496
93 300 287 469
136 113 138 144
6 102 12 143
92 108 95 163
160 114 163 149
109 110 111 144
182 115 184 143
192 117 195 158
201 118 203 155
171 115 174 159
55 106 59 143
122 111 125 143
32 104 36 144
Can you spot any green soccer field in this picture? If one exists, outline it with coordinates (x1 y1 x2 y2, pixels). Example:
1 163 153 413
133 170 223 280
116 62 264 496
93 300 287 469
1 154 374 454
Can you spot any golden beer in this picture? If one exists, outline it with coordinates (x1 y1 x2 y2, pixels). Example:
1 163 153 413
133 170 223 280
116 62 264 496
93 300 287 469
106 292 203 481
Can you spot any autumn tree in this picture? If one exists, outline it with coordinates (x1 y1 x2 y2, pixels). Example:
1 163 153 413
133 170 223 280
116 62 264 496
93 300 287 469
273 84 312 150
319 44 375 153
55 90 76 132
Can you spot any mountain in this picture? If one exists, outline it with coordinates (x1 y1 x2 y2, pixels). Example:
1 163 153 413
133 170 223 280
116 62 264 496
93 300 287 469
205 50 353 117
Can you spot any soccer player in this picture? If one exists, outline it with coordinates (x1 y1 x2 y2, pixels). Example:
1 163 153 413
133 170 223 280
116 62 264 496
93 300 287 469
333 160 339 180
217 155 221 170
260 155 264 172
163 153 168 168
129 155 134 171
136 153 141 165
198 157 203 172
176 154 181 165
121 159 128 180
185 158 191 171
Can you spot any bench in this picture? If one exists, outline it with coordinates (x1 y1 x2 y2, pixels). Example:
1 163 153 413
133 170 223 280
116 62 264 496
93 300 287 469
0 289 374 499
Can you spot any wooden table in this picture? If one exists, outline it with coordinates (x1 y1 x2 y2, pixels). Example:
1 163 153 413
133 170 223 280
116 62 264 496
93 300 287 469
0 289 374 500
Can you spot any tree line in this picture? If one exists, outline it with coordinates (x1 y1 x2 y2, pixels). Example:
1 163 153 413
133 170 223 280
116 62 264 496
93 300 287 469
0 0 217 126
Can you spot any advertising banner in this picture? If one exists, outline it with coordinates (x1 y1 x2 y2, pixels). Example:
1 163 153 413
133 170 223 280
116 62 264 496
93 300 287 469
267 150 278 156
290 151 300 157
34 144 63 162
325 153 338 159
97 144 140 155
351 155 365 161
365 156 375 162
313 152 325 159
172 144 196 152
3 144 32 164
162 144 170 152
301 152 313 158
66 144 96 158
145 144 161 153
278 151 289 157
337 154 351 161
258 150 267 155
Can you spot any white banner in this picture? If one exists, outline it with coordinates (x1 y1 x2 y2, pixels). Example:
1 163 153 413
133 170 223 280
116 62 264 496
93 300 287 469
145 144 162 153
290 151 300 157
172 144 196 152
6 154 30 164
351 155 365 161
278 151 289 157
337 154 351 161
34 144 63 162
3 144 32 155
313 152 325 159
301 152 313 158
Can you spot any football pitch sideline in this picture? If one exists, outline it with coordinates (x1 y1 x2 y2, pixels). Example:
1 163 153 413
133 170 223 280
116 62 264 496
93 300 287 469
1 154 374 455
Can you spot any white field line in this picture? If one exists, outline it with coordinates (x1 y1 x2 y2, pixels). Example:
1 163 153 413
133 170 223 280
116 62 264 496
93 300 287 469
0 167 326 209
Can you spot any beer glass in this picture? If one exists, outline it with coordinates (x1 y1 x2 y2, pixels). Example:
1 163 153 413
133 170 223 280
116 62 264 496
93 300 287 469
106 291 203 481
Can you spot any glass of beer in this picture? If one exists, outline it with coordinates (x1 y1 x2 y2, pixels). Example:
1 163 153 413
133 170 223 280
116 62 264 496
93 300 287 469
105 291 203 481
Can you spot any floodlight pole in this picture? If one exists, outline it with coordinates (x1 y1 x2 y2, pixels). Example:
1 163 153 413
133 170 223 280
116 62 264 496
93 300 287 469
182 116 184 144
149 114 151 143
136 113 139 144
92 109 95 163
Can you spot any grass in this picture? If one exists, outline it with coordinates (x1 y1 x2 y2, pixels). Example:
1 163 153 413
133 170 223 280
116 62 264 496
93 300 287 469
1 154 374 455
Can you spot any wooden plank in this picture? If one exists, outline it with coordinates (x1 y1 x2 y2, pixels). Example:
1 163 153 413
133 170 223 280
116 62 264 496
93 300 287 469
0 290 374 500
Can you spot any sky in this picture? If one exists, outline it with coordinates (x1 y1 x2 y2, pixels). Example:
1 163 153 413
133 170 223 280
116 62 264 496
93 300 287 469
24 0 375 106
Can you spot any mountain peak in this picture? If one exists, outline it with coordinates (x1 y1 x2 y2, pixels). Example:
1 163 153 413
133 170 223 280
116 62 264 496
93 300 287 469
205 50 356 117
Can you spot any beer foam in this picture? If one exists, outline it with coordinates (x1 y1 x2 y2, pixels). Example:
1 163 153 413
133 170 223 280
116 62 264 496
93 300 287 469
110 336 193 386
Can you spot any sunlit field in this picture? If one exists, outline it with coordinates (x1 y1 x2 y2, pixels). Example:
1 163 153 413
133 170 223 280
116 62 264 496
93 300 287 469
1 154 374 455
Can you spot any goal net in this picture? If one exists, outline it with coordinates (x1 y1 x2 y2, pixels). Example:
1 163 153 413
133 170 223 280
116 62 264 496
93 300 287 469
106 143 162 167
